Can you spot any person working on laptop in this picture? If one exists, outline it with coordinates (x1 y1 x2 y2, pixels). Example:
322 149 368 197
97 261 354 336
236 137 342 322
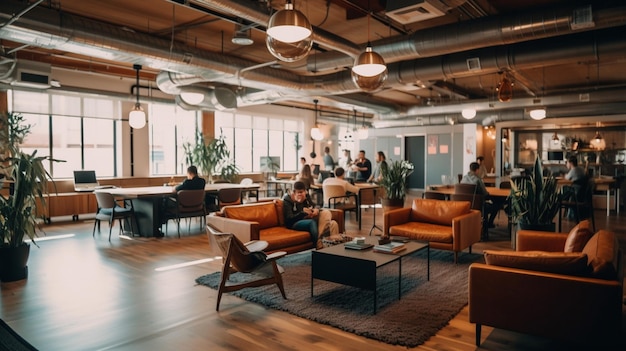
175 165 206 191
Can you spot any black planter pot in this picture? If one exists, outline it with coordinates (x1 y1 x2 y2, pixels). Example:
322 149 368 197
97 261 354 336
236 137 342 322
518 222 556 232
0 243 30 282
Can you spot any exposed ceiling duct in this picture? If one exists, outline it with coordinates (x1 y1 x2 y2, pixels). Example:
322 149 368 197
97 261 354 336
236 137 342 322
1 1 626 125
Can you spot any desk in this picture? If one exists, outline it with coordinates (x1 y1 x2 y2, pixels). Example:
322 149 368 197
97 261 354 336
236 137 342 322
558 177 617 216
427 185 510 198
98 183 260 237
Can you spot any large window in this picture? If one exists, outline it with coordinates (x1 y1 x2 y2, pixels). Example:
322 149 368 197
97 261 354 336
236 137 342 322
215 111 302 172
148 103 200 175
11 91 119 178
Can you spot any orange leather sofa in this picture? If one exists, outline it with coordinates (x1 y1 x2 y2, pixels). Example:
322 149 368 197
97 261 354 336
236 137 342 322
469 229 623 347
207 199 344 254
383 199 482 262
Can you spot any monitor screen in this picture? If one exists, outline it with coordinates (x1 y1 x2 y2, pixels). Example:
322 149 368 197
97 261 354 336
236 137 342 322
547 151 564 161
73 170 97 184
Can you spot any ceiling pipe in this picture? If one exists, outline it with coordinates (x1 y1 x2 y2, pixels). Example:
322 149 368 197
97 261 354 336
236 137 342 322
305 4 626 72
2 2 626 117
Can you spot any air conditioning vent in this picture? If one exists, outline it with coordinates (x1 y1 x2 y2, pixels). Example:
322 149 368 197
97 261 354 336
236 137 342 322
8 60 51 89
386 0 448 25
571 5 594 30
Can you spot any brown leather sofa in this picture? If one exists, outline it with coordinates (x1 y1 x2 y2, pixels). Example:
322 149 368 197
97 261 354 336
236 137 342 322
206 199 344 254
469 229 623 347
383 199 482 262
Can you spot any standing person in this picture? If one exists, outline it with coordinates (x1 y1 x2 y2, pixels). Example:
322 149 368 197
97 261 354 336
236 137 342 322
353 150 372 182
476 156 487 179
323 146 335 171
368 151 388 183
299 157 307 169
338 149 352 169
282 181 338 249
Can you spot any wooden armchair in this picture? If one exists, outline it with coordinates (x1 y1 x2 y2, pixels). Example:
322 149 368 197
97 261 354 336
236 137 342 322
207 225 287 311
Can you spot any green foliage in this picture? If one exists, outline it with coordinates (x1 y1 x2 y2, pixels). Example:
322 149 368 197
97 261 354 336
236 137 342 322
510 156 562 225
380 160 414 200
183 129 238 182
0 112 62 247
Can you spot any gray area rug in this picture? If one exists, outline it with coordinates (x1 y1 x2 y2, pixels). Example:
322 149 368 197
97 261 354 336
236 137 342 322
195 249 482 347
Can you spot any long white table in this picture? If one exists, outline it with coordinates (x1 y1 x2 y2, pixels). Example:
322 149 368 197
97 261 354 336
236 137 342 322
97 183 260 237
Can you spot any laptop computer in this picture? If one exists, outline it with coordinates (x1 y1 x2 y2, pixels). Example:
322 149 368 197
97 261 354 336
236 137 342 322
73 170 99 192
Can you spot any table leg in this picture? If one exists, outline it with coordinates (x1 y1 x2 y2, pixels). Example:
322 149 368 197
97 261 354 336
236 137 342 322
607 189 610 217
398 258 402 300
427 244 430 281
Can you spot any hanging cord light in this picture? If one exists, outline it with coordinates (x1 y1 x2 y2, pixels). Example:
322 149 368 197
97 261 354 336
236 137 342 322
310 99 323 141
552 132 560 145
351 1 387 91
129 64 146 129
358 111 369 139
266 0 312 62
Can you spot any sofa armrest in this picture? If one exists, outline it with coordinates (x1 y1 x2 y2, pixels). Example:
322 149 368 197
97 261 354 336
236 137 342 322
469 263 623 343
451 209 482 251
327 209 345 234
383 207 412 237
206 214 261 242
516 230 567 252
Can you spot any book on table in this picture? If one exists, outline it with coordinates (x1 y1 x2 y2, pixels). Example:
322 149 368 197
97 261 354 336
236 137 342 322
344 242 374 250
373 242 406 254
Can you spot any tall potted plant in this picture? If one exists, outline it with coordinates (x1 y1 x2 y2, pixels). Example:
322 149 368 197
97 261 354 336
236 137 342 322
380 159 414 212
510 155 561 232
0 112 58 282
183 129 237 183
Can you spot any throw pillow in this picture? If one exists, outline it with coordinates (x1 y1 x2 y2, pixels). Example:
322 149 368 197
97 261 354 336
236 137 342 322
484 250 590 276
563 219 594 252
581 230 619 280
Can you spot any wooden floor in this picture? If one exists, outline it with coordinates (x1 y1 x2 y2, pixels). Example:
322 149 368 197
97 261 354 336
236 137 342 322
1 198 625 351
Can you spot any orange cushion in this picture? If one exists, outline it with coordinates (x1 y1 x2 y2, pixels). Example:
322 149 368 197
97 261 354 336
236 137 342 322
484 250 590 276
273 199 285 227
582 230 619 280
410 199 470 226
222 202 278 229
260 227 312 251
563 219 594 252
388 222 453 243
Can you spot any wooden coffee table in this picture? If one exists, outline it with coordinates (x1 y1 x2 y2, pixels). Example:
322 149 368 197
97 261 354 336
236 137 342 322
311 236 429 313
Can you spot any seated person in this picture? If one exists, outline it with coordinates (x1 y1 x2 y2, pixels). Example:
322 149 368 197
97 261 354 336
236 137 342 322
295 164 315 190
461 162 501 228
323 167 360 205
161 166 206 233
562 155 588 219
282 181 339 249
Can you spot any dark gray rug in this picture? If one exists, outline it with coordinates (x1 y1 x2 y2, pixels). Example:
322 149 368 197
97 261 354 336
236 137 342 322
195 249 482 347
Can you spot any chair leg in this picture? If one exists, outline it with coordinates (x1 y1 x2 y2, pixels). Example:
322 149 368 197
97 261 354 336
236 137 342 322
272 261 287 299
453 251 458 264
93 219 99 237
476 324 482 346
108 218 114 241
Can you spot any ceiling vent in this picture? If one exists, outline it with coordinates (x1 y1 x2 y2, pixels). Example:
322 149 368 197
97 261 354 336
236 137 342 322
7 60 51 89
386 0 448 25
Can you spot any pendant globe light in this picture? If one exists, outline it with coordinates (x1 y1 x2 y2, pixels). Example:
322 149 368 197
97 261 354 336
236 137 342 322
129 64 146 129
310 99 324 141
351 2 386 91
266 0 312 62
496 72 513 102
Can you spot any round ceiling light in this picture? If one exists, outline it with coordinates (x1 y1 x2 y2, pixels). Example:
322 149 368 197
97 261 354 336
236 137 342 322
266 1 312 62
529 108 546 120
461 108 477 119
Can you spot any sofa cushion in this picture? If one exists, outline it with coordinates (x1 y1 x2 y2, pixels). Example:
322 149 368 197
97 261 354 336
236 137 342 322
484 250 590 276
410 199 470 226
260 227 312 251
273 199 285 227
222 202 279 229
388 222 453 243
563 219 594 252
582 230 619 280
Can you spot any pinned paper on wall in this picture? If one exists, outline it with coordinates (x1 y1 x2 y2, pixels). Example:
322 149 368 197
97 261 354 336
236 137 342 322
428 135 438 155
393 146 401 155
439 144 449 154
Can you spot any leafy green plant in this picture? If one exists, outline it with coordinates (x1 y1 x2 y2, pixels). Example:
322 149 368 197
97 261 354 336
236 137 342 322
510 156 561 226
0 112 61 247
183 129 238 182
380 160 414 200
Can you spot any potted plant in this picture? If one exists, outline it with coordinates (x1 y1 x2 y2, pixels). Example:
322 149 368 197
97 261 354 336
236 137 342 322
0 112 59 282
183 129 237 183
510 155 561 232
380 159 414 212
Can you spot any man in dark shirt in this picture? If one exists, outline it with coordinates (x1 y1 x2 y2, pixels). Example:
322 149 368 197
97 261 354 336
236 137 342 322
353 150 372 182
175 165 206 191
